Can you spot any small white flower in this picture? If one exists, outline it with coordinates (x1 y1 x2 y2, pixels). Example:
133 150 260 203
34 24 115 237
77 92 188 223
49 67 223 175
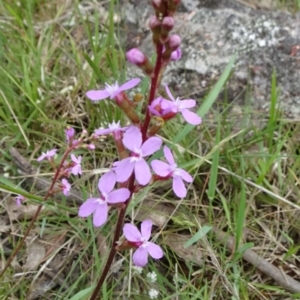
132 266 143 274
147 271 157 283
148 288 159 299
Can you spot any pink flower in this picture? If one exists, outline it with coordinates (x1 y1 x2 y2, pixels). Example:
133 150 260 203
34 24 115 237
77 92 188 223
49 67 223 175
86 78 141 102
65 127 75 143
87 144 95 150
123 219 163 267
148 96 175 119
151 146 193 198
94 120 126 140
78 172 130 227
114 126 162 185
37 149 57 162
164 85 202 125
61 178 71 196
15 195 25 206
70 154 82 175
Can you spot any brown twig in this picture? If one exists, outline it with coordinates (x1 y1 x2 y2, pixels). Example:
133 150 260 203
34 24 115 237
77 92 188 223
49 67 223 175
211 226 300 294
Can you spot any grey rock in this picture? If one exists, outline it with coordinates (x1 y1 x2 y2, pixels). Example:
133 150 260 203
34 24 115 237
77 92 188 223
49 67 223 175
123 0 300 118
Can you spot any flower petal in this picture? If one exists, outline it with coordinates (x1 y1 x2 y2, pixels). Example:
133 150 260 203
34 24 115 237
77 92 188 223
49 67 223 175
114 158 135 182
86 89 110 101
107 188 130 203
181 109 202 125
178 99 196 109
123 223 142 242
93 203 108 227
37 153 46 162
147 242 164 259
163 146 175 166
135 159 152 185
94 128 112 136
122 126 142 151
172 176 187 198
165 85 175 102
141 219 152 241
151 160 170 177
179 169 193 183
118 78 141 92
141 137 162 157
133 247 148 267
78 198 98 217
98 171 116 194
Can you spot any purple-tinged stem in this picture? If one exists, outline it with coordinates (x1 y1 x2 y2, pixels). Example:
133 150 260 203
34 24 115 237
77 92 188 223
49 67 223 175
141 43 164 141
90 176 135 300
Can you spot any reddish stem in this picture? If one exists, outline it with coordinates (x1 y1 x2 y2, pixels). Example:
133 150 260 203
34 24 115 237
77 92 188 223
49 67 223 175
90 40 165 300
0 143 81 279
90 177 135 300
141 43 164 141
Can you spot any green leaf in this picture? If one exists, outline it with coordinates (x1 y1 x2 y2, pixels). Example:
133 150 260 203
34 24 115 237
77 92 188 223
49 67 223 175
173 55 236 144
68 286 95 300
184 225 212 248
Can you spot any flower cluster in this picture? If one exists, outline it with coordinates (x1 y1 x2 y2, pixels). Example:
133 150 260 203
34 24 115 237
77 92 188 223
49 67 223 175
76 0 201 268
35 128 95 197
34 0 199 272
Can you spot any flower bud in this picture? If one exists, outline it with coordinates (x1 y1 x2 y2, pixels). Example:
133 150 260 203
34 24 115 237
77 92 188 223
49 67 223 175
160 16 175 42
65 127 75 144
151 0 162 9
170 48 182 61
126 48 154 76
126 48 147 65
168 0 181 16
162 35 181 60
162 17 174 31
149 16 161 44
168 34 181 49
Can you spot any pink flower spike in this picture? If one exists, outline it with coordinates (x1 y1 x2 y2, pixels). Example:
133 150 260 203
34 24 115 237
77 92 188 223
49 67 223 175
61 178 71 196
86 78 141 102
164 85 202 125
37 149 57 162
78 171 130 227
114 126 162 185
70 154 82 175
123 219 163 267
151 146 193 198
15 195 25 206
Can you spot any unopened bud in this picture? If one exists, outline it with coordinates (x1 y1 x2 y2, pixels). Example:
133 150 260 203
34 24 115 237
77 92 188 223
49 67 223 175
126 48 154 76
162 35 181 60
162 17 174 30
133 93 144 102
126 48 147 65
170 48 182 61
151 0 162 9
149 16 161 44
65 126 75 144
168 34 181 49
168 0 181 16
160 17 175 42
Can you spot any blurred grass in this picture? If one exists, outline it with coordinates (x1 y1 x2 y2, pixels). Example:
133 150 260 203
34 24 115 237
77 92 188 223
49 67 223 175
1 0 300 300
